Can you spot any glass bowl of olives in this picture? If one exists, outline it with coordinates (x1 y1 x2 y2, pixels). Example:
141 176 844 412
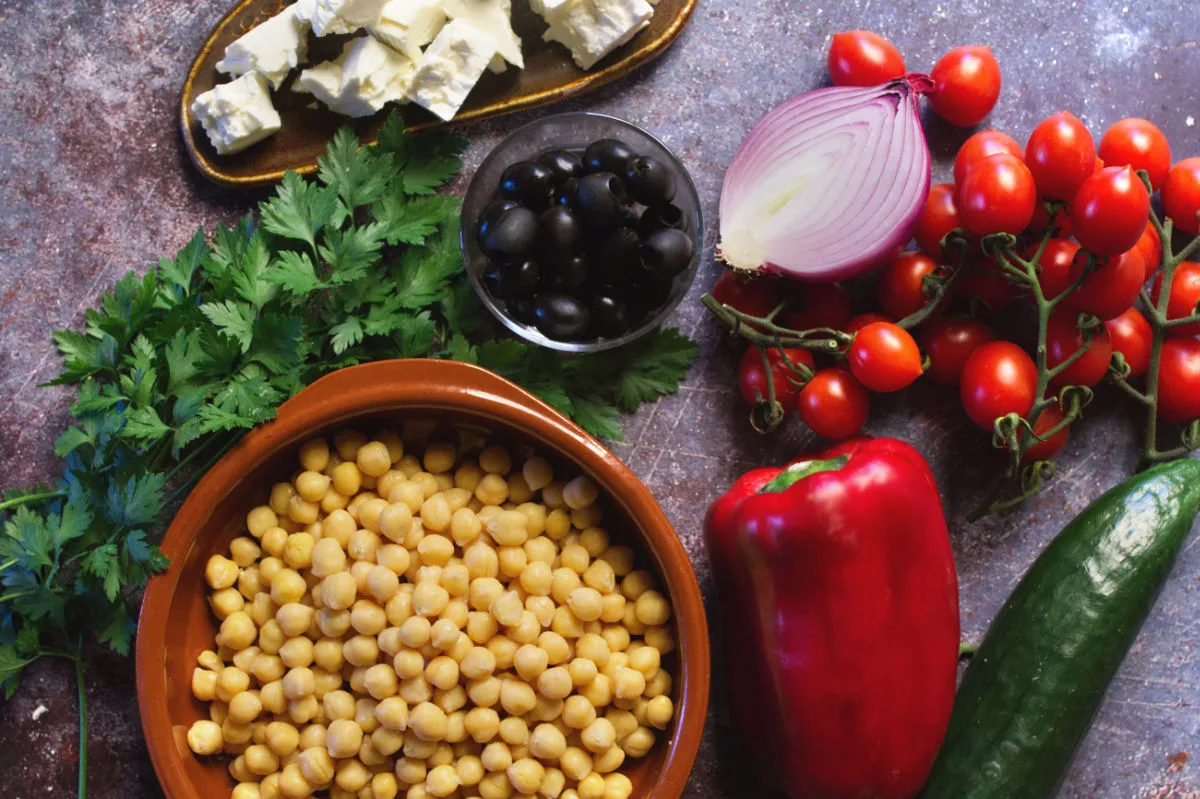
461 112 703 352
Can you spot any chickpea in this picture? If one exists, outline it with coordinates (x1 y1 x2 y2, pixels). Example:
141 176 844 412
497 547 527 579
347 529 381 563
508 611 541 646
228 690 264 725
364 663 400 700
187 719 224 755
475 473 508 506
571 505 604 530
426 656 460 690
538 632 571 665
456 754 484 786
229 644 257 670
513 645 548 681
561 476 598 511
282 667 315 700
375 695 409 731
436 685 468 715
568 658 599 689
271 482 298 515
425 763 461 797
237 568 262 601
489 591 523 627
335 759 372 792
551 606 584 639
417 533 455 567
351 600 388 636
543 509 571 541
600 625 630 654
192 668 219 702
231 783 260 799
519 457 552 491
498 680 536 717
396 755 428 786
324 718 364 759
634 591 671 626
413 582 451 617
410 701 449 742
355 441 391 478
508 758 545 795
467 676 501 708
528 724 567 761
581 561 615 595
216 667 251 703
206 555 240 590
270 569 308 607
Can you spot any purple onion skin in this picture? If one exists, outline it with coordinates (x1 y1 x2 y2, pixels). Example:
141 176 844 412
723 74 934 284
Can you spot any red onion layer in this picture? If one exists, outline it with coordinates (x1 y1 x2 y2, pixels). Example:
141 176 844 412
718 75 933 283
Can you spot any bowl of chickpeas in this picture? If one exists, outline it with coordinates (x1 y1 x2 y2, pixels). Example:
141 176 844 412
136 358 709 799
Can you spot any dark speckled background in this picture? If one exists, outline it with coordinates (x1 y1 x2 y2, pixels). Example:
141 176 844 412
2 1 1200 797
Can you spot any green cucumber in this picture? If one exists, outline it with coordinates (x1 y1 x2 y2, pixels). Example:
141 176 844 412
921 459 1200 799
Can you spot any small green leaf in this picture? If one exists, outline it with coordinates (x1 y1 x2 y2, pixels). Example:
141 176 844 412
318 126 392 209
105 474 166 529
158 228 208 293
259 171 338 250
265 251 325 295
569 395 624 441
200 300 257 353
0 646 33 699
98 606 135 657
122 407 171 444
330 318 365 355
54 426 93 458
375 193 461 246
320 223 386 285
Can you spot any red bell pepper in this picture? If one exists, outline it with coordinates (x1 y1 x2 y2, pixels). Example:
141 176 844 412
704 437 959 799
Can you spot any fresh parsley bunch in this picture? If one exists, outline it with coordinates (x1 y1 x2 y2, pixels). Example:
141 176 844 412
0 112 696 797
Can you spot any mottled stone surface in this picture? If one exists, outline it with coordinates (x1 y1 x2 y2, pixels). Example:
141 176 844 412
2 0 1200 797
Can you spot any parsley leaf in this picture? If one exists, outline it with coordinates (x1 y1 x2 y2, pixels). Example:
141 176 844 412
260 172 338 251
200 300 257 353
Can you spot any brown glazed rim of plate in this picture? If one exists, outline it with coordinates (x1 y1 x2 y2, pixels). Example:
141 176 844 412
180 0 698 188
135 358 710 799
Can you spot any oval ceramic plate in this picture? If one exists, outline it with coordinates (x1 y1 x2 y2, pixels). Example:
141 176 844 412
182 0 696 188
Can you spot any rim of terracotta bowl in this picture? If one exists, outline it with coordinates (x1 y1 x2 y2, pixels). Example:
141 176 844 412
136 358 708 799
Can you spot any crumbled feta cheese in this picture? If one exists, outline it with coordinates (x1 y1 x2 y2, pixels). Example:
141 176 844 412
216 3 310 88
192 72 282 155
407 18 497 121
530 0 573 23
294 41 355 108
442 0 523 68
300 0 390 36
339 36 417 116
368 0 447 61
544 0 653 70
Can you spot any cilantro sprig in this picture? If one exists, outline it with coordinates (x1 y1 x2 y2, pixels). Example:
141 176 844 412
0 112 696 797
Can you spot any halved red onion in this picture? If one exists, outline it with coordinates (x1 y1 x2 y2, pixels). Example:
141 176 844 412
718 75 933 282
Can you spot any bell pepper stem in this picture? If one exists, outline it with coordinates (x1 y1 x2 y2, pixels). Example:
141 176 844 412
759 456 851 494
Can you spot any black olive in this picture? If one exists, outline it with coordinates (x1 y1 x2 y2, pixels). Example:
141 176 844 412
636 203 685 238
499 161 556 210
623 156 676 206
483 260 540 300
599 227 643 281
583 139 636 175
477 199 520 241
575 173 627 231
478 206 539 262
536 149 585 185
507 298 538 325
641 228 695 277
623 275 675 321
534 294 591 340
554 178 581 210
589 294 632 338
543 254 589 291
617 205 641 228
539 206 582 265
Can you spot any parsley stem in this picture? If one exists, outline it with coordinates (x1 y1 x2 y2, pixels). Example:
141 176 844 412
75 643 87 799
0 558 15 573
165 434 242 509
163 433 231 485
0 490 66 512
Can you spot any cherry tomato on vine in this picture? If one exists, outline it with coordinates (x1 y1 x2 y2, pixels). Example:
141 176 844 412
929 45 1002 128
914 183 963 258
1156 338 1200 424
918 317 996 385
778 282 852 332
1162 157 1200 236
712 271 782 318
1133 221 1161 281
738 346 815 409
1104 308 1153 379
960 341 1037 430
1151 261 1200 338
956 257 1018 311
848 322 924 392
1022 405 1071 463
1098 118 1171 191
798 368 871 439
1026 202 1073 237
878 252 941 320
827 30 906 87
958 154 1037 236
843 312 891 335
1031 238 1081 302
1071 166 1151 256
953 130 1022 187
1045 309 1113 387
1024 112 1096 201
1064 248 1145 321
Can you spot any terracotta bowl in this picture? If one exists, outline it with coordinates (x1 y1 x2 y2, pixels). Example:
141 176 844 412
136 358 709 799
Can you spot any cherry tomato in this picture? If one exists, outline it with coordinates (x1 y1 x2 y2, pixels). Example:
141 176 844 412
953 130 1022 187
1022 405 1070 463
1098 118 1171 191
827 30 906 87
1031 238 1081 302
848 322 924 392
1133 221 1161 281
1162 157 1200 236
956 257 1018 311
1027 201 1073 238
1151 261 1200 338
1104 308 1153 379
778 282 852 331
877 252 941 320
914 183 963 258
1157 338 1200 424
929 45 1002 128
1071 166 1151 256
960 341 1037 430
918 317 996 385
1045 309 1113 387
711 271 782 318
1024 112 1096 201
1065 248 1145 321
738 346 815 409
843 312 891 335
958 154 1037 236
798 368 871 439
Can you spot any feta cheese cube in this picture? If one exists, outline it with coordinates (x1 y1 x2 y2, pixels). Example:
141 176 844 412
529 0 573 23
191 72 282 155
300 0 390 36
407 18 497 121
442 0 523 69
216 3 310 88
544 0 653 70
295 37 414 117
368 0 447 61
